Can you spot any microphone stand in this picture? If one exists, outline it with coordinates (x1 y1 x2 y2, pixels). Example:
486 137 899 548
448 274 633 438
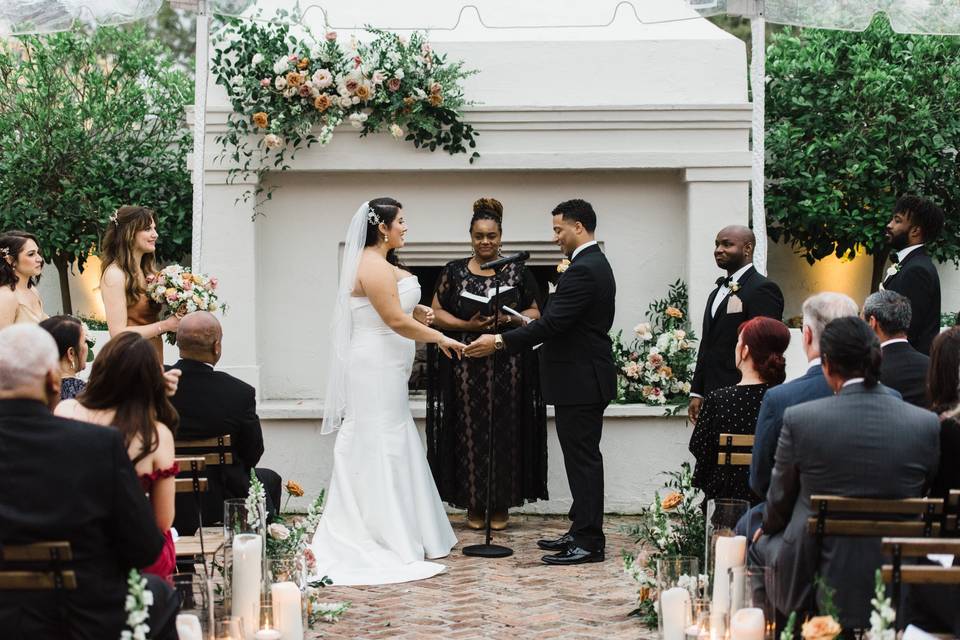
462 262 514 559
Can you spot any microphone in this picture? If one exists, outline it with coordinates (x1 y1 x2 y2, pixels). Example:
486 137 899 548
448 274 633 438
480 251 530 271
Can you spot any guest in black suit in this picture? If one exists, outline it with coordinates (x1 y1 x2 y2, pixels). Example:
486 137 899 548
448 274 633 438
0 324 177 640
863 290 930 407
169 312 281 534
465 199 616 565
689 226 784 423
882 195 944 354
750 318 939 628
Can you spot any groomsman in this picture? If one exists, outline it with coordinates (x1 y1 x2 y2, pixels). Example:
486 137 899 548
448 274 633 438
863 290 930 407
882 195 944 355
688 226 784 423
465 199 616 565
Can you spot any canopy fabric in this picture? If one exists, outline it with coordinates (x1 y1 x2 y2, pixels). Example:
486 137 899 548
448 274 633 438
0 0 162 35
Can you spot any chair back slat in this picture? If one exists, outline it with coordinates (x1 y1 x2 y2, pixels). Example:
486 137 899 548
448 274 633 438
717 433 754 467
175 478 209 494
0 541 76 592
808 495 944 515
175 435 232 449
880 565 960 585
0 542 72 562
175 456 206 473
715 452 752 466
718 433 755 447
0 570 77 590
881 538 960 555
809 520 942 537
175 435 234 466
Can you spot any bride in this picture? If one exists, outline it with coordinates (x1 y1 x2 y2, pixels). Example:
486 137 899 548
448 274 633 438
310 198 466 585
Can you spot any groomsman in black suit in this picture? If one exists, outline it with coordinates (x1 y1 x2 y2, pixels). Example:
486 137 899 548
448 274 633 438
882 195 944 355
0 325 177 640
863 290 930 407
465 199 616 565
688 226 784 423
169 312 282 534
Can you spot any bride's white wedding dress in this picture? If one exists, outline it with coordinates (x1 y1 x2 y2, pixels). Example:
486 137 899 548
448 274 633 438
310 275 458 585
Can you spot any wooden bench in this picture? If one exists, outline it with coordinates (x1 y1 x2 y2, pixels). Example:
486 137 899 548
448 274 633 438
0 541 76 591
807 495 945 543
716 433 754 466
881 537 960 615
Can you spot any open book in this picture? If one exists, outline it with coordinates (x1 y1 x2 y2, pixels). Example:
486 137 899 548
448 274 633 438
459 285 520 317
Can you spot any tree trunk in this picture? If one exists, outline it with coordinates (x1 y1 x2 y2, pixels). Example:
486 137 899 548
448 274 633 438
53 254 73 316
871 248 892 293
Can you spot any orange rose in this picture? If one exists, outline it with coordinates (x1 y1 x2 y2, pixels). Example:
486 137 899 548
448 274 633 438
658 366 673 379
428 93 444 107
313 94 332 112
354 84 372 101
285 71 304 87
661 492 683 510
801 616 841 640
297 57 310 69
403 96 416 106
285 480 304 497
665 306 683 319
252 111 268 129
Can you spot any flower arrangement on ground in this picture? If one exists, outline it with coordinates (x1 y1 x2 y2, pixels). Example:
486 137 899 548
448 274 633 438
211 10 479 212
621 462 706 627
146 265 223 344
779 576 843 640
611 280 697 412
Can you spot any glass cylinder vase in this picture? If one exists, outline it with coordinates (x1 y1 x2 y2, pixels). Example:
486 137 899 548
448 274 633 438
705 498 749 640
224 499 266 640
656 555 700 640
172 571 213 638
727 565 776 640
265 555 307 640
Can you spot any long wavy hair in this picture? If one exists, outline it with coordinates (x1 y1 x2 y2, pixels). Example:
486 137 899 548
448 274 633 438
0 231 42 290
77 332 178 465
99 206 158 306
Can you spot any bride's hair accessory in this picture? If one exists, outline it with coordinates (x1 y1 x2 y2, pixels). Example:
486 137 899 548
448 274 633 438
0 247 9 258
109 211 119 226
367 205 380 226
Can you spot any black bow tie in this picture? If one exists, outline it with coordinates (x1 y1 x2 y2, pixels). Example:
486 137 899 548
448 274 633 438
890 253 900 264
716 276 733 288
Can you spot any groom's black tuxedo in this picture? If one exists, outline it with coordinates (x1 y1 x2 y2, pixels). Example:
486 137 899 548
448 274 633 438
691 266 784 397
882 246 941 355
503 242 616 551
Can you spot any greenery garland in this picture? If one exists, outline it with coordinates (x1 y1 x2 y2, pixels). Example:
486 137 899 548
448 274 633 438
211 11 479 213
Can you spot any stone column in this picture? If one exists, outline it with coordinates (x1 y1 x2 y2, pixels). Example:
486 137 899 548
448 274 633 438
684 167 751 335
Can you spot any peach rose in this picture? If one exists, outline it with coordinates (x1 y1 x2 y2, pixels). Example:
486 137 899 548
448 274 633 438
286 480 304 497
313 94 332 112
297 57 310 69
428 92 444 107
665 306 684 319
661 492 683 510
252 111 268 129
403 96 416 106
285 71 304 87
801 616 841 640
354 84 372 101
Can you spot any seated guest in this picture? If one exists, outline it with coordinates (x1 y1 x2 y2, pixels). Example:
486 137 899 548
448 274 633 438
55 332 179 579
168 311 281 534
927 327 960 499
39 315 88 399
750 293 859 501
863 290 930 407
750 317 939 629
689 317 790 504
0 325 177 639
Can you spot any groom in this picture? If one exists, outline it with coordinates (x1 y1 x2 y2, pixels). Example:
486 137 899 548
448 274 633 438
465 199 616 565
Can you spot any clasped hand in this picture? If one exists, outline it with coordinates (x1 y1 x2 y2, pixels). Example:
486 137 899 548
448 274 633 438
464 334 497 358
413 304 435 326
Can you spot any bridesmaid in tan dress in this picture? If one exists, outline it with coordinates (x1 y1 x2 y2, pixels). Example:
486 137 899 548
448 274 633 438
0 231 48 330
99 206 179 363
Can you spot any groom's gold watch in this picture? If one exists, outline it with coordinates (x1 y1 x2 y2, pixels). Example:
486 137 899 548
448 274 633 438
494 334 505 350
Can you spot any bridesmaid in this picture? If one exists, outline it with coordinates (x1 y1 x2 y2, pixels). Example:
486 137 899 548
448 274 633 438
426 198 548 530
0 231 48 329
55 332 179 578
99 206 178 363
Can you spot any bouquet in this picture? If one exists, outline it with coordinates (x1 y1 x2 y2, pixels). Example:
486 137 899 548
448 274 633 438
146 265 223 344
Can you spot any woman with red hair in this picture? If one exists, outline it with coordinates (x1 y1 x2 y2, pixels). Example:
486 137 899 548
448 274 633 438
689 316 791 504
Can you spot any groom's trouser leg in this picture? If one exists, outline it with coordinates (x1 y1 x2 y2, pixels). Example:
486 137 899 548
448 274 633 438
555 402 606 552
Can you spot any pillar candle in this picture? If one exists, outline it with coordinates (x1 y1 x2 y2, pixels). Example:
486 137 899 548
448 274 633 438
661 586 691 640
254 630 282 640
730 608 765 640
175 613 203 640
711 535 747 615
231 533 263 640
270 581 304 640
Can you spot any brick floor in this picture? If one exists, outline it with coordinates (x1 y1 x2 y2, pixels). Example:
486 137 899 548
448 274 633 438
309 514 657 639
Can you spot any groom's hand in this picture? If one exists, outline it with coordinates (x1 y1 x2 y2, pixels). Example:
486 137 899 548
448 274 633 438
464 334 497 357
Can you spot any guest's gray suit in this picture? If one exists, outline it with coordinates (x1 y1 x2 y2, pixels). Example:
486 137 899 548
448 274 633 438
752 382 939 628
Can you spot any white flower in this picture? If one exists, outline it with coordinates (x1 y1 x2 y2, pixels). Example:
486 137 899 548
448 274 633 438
268 523 291 540
229 74 244 86
886 264 900 278
264 134 284 149
312 68 333 88
371 69 386 84
252 53 264 66
283 86 297 98
390 123 404 139
274 76 287 90
338 95 353 108
272 56 290 75
393 68 404 80
348 112 368 128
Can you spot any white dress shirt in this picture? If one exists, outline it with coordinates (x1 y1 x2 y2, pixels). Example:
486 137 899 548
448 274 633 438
880 338 909 348
711 263 753 318
842 377 865 388
895 243 924 264
570 240 598 261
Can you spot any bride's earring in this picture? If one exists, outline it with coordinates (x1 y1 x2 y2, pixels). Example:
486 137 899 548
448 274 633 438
382 234 389 246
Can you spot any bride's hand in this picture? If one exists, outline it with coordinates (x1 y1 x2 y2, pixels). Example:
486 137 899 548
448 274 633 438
438 335 466 360
413 304 435 326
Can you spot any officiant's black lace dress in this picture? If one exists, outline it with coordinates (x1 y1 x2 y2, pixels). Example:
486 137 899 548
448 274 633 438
426 259 548 512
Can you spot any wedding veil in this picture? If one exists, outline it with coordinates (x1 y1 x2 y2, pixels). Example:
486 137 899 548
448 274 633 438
322 201 370 435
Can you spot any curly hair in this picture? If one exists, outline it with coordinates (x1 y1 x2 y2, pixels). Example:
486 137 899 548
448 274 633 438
471 197 503 232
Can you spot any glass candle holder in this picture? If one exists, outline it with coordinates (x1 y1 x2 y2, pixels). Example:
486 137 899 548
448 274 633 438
224 498 267 544
728 565 777 640
266 555 307 638
213 616 245 640
656 555 700 640
685 598 712 640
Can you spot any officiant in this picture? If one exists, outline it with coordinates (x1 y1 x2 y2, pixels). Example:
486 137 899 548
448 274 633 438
425 198 548 531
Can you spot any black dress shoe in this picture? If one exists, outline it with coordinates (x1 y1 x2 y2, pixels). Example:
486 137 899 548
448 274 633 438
536 533 574 551
541 546 605 565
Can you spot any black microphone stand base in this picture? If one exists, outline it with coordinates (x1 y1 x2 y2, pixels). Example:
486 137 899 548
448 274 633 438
462 542 513 558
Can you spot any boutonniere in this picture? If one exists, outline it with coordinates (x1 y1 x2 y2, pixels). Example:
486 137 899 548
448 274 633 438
557 258 571 274
885 263 901 279
728 281 742 294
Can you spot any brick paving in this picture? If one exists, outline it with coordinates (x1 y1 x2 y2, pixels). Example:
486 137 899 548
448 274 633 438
309 514 657 639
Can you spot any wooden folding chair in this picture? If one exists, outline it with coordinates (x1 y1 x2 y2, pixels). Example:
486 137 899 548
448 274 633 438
807 495 945 544
0 541 76 591
716 433 754 467
881 537 960 618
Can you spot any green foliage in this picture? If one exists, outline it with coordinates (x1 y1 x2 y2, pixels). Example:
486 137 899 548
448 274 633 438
0 25 193 313
765 16 960 284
